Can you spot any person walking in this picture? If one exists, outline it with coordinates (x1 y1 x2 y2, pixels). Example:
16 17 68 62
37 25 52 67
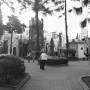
27 52 31 63
31 51 35 63
39 51 48 70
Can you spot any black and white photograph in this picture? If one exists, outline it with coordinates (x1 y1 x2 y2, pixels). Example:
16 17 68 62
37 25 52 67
0 0 90 90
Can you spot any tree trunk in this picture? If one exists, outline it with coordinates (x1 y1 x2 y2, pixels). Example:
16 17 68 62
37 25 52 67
65 0 69 57
21 34 23 57
10 31 13 54
35 8 40 52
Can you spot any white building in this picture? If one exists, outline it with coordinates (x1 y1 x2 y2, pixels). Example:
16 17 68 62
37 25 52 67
1 31 20 56
69 40 86 59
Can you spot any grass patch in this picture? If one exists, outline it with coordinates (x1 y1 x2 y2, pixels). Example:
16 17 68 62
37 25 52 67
81 76 90 88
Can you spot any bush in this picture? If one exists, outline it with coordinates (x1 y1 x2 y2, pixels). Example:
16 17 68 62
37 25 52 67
43 56 68 65
0 55 25 82
46 58 68 65
68 56 79 61
63 49 76 57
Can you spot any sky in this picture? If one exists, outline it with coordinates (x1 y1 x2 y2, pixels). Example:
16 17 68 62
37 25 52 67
1 0 90 40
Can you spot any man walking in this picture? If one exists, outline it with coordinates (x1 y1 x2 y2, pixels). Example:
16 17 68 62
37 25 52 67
40 50 48 70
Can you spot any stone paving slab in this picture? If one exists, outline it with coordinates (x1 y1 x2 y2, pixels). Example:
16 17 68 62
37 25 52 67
0 74 31 90
20 61 90 90
0 61 90 90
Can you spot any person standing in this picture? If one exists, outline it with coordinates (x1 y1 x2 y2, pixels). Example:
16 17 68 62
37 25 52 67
40 51 48 70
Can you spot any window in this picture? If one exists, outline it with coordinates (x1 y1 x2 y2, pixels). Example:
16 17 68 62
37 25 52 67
81 47 83 50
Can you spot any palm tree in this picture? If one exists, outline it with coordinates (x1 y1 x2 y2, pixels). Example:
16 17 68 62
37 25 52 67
0 0 26 55
65 0 69 57
5 15 26 54
51 0 90 57
17 0 53 54
80 0 90 28
15 0 89 57
51 0 69 57
83 0 90 6
0 0 15 40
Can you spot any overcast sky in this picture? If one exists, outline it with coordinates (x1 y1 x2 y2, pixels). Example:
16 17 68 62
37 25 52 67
1 0 90 40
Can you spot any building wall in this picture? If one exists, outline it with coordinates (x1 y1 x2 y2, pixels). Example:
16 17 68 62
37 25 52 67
78 44 86 58
87 38 90 53
69 42 86 58
69 43 78 57
2 31 20 56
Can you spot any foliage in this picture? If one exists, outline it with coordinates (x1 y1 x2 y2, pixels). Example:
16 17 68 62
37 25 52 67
68 56 79 61
51 0 89 15
50 38 54 56
51 0 69 18
17 0 53 16
63 49 76 57
1 0 15 11
83 0 90 6
84 50 90 58
5 15 26 54
16 0 53 52
0 41 8 54
84 52 89 57
0 55 25 82
51 0 89 29
29 18 44 51
5 15 26 34
0 0 17 39
80 18 87 28
73 7 82 15
46 57 68 65
0 5 4 39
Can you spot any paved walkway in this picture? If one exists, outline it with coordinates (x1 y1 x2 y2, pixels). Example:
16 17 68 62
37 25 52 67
21 60 90 90
0 60 90 90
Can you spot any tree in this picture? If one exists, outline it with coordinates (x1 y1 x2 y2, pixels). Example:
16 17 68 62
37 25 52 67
17 0 53 53
80 0 90 29
0 0 15 39
51 0 90 57
83 0 90 6
51 0 69 57
0 2 4 39
8 0 89 55
50 38 54 56
80 18 87 28
64 49 76 57
5 15 26 54
29 18 44 52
